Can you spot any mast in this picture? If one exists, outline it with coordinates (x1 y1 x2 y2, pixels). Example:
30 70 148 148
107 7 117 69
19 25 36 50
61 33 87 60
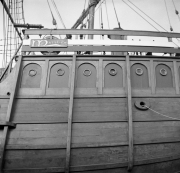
88 0 100 39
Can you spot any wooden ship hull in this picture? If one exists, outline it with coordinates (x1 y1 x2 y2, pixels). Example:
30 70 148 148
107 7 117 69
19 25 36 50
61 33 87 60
1 0 180 172
0 29 180 173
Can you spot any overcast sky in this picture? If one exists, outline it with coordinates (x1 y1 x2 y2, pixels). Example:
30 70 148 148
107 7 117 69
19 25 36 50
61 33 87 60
0 0 180 67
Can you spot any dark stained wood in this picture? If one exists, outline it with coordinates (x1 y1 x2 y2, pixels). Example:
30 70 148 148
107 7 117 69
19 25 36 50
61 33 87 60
0 56 22 172
65 55 76 173
2 143 180 172
126 55 133 171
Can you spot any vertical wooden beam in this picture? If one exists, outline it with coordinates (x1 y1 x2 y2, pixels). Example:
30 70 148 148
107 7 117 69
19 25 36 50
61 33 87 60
98 59 103 94
0 56 22 172
42 59 49 95
65 54 76 173
173 60 179 94
126 55 133 171
150 59 155 94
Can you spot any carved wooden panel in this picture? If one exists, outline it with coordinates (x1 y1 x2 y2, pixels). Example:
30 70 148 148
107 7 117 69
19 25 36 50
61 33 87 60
21 63 42 88
49 63 69 88
76 63 97 88
131 63 149 88
104 63 123 88
155 64 173 88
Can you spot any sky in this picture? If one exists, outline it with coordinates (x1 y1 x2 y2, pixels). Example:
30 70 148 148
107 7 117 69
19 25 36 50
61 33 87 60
0 0 180 67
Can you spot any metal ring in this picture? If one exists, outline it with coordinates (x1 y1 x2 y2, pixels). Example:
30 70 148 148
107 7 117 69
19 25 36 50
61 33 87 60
56 69 65 76
136 68 143 76
109 68 117 76
83 69 92 76
160 68 167 76
29 70 37 77
134 100 150 110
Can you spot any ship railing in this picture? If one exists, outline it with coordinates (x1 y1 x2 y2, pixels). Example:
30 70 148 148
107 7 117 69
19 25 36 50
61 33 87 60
21 29 180 55
0 42 23 83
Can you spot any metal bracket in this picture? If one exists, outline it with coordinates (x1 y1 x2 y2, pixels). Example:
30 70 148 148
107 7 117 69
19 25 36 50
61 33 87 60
134 100 150 111
0 122 16 128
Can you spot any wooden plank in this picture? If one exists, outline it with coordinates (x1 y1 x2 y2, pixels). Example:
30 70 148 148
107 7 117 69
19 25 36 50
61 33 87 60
0 56 22 172
24 29 180 38
98 59 103 94
22 45 180 54
2 97 180 124
1 121 180 150
65 54 76 173
126 55 133 171
3 150 180 172
150 60 155 94
42 59 49 95
173 61 179 94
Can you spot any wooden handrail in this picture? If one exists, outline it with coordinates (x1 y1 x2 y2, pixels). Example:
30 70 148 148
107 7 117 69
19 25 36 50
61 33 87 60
0 42 22 83
23 29 180 38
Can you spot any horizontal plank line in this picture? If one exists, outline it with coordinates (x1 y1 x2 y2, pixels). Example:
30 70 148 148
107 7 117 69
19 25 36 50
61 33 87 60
22 45 180 54
10 119 180 125
1 95 180 99
6 141 180 150
3 154 180 172
24 29 180 38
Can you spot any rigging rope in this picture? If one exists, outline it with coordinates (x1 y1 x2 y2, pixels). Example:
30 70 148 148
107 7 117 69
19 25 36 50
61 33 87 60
122 0 160 31
50 0 66 29
105 0 110 29
127 0 167 32
47 0 57 26
164 0 173 31
145 105 180 121
172 0 180 23
1 0 24 68
112 0 120 28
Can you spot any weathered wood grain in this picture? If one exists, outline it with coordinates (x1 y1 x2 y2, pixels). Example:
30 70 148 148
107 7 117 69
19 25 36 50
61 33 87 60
0 56 22 172
2 143 180 171
65 55 76 173
2 98 180 123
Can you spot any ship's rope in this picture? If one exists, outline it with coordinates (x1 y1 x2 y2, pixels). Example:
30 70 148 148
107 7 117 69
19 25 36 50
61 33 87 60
1 0 24 68
144 105 180 121
47 0 57 26
2 0 7 68
164 0 173 31
122 0 160 31
105 0 110 29
50 0 66 29
127 0 167 32
112 0 120 28
172 0 180 24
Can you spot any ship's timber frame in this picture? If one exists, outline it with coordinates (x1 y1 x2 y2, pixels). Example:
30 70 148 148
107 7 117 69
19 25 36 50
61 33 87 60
23 29 180 38
0 29 180 172
22 29 180 54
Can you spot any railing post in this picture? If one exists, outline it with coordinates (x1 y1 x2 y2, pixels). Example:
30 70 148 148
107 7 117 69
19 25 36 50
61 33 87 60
0 55 22 172
65 54 76 173
126 55 134 171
